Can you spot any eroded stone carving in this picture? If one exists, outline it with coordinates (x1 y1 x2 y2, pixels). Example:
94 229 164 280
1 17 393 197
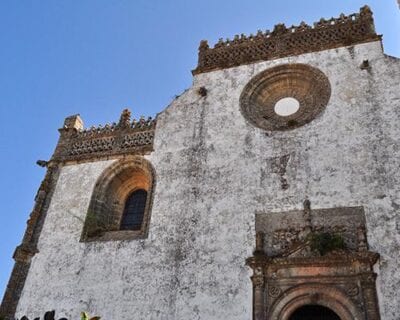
257 205 366 256
193 6 380 74
268 286 281 298
240 64 331 131
52 110 156 163
346 284 359 297
247 204 381 320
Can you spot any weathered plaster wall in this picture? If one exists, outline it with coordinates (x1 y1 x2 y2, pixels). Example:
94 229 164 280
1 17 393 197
16 40 400 319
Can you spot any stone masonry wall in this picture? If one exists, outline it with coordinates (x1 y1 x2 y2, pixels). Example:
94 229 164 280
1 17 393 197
15 40 400 319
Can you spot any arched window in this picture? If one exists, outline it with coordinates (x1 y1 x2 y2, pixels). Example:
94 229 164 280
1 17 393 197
82 157 155 241
120 189 148 230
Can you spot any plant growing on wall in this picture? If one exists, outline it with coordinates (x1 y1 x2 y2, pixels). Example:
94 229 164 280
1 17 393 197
83 210 111 237
307 232 346 256
68 209 114 238
81 312 100 320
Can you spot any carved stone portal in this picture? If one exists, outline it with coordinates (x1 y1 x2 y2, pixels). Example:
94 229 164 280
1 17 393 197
246 204 380 320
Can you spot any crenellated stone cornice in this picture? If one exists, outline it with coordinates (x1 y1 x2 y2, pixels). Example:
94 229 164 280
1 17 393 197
192 6 381 74
51 109 156 163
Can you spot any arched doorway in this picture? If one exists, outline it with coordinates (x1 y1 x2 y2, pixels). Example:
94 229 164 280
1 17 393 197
289 305 341 320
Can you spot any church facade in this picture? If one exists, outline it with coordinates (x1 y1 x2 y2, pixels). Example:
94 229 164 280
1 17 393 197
1 6 400 320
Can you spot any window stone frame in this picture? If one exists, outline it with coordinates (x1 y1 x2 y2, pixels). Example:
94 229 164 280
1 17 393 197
239 63 331 131
81 156 156 242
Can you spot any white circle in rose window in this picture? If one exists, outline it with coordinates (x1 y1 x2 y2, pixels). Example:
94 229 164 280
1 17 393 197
274 97 300 116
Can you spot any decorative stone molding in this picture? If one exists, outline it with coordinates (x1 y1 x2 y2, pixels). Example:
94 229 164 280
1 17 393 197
247 203 381 319
193 6 381 74
256 205 367 256
240 64 331 131
81 157 156 242
52 109 156 163
268 286 281 298
268 283 365 320
0 165 61 320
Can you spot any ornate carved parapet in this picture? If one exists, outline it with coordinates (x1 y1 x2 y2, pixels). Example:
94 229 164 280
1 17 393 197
193 6 381 74
52 109 156 163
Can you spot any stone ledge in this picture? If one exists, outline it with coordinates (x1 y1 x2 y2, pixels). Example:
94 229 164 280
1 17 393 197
80 229 147 242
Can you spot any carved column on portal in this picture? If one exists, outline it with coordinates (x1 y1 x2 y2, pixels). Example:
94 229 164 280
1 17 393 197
357 226 368 251
361 273 381 320
246 232 268 320
251 269 265 320
303 198 312 234
356 224 380 319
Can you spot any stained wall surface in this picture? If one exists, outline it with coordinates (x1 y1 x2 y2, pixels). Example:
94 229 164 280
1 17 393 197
15 40 400 319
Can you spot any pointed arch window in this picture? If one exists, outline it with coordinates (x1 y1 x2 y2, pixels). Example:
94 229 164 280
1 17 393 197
120 189 148 230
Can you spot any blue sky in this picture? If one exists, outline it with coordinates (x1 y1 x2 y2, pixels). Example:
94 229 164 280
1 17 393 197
0 0 399 300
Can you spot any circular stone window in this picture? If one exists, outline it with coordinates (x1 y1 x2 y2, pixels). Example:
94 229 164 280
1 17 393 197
274 97 300 116
240 64 331 131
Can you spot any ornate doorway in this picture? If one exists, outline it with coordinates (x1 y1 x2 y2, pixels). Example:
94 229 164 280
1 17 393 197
289 305 340 320
246 203 381 320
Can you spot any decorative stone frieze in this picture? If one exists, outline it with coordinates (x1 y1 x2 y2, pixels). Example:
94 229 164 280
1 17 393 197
193 6 381 74
52 109 156 163
256 204 366 256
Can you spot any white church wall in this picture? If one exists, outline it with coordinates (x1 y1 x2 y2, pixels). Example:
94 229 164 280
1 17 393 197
16 40 400 319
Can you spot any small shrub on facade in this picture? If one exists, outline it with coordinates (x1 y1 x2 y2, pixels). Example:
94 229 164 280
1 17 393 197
307 232 346 256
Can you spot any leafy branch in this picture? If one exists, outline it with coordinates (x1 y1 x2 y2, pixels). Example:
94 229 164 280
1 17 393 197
81 312 100 320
